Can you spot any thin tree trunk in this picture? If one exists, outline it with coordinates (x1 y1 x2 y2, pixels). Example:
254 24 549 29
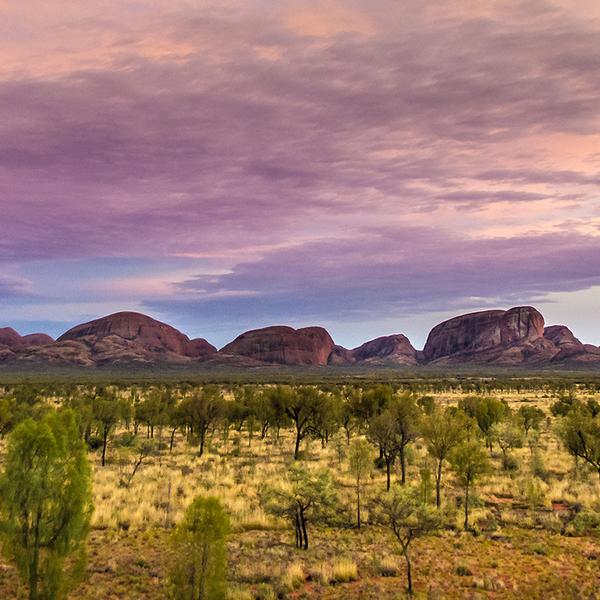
294 426 301 460
300 511 309 550
464 482 470 530
436 459 443 508
102 426 108 466
405 550 412 595
400 445 406 485
386 459 391 491
356 479 361 528
169 427 177 453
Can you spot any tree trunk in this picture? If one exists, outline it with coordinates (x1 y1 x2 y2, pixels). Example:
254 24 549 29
169 427 177 453
199 431 205 457
386 459 391 491
356 479 361 528
464 482 470 530
300 510 309 550
400 445 406 485
295 511 302 548
101 426 108 467
404 550 412 595
436 459 443 508
294 426 301 460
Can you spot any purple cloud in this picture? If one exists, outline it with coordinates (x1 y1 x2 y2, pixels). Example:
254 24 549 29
0 0 600 345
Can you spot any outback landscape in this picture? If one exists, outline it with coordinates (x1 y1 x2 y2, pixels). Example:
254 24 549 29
0 312 600 598
3 0 600 598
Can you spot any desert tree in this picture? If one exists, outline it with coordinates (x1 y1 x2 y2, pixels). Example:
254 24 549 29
168 496 230 600
340 386 361 444
348 438 373 528
368 413 400 491
309 391 338 448
180 386 225 457
0 410 93 600
261 465 336 549
281 386 323 459
557 406 600 479
491 418 524 470
93 389 127 466
371 486 441 595
449 439 490 531
459 396 506 452
420 407 469 507
390 393 421 485
355 384 393 421
517 405 545 437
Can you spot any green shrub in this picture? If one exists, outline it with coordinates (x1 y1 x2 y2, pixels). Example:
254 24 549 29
168 496 230 600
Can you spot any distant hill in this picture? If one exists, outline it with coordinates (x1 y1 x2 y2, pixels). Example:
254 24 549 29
1 306 598 369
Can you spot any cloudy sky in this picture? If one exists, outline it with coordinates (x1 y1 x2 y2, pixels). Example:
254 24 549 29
1 0 600 349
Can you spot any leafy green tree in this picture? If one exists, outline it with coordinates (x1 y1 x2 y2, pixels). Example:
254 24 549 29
368 413 400 491
491 418 524 470
261 465 336 549
557 406 600 479
93 390 127 466
348 438 372 528
281 386 323 459
0 410 93 600
355 384 393 420
180 387 225 457
421 407 469 507
459 396 506 452
340 387 361 444
168 496 230 600
391 394 421 485
449 440 490 530
551 388 578 417
371 486 441 595
517 405 545 437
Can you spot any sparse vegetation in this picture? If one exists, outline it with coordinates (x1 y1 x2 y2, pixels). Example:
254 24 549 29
0 377 598 598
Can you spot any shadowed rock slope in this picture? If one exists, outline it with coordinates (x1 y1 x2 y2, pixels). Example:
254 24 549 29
1 312 216 367
422 306 600 365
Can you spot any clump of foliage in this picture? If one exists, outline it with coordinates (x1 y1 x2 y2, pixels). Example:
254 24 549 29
261 464 336 549
371 486 441 595
168 496 230 600
0 409 93 600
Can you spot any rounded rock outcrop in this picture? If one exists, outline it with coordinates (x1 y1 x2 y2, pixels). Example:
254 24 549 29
220 325 335 366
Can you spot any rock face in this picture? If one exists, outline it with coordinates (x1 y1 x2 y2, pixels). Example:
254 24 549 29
0 312 216 367
220 325 335 366
422 306 555 364
58 312 216 360
543 326 600 362
22 333 54 346
0 327 26 349
344 334 418 365
1 305 599 369
0 328 54 350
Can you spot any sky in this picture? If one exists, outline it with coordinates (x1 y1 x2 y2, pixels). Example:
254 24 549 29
1 0 600 350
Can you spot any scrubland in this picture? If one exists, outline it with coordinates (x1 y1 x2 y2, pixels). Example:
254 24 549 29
0 380 598 599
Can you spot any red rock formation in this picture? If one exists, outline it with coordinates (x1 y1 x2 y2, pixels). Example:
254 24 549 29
0 327 24 349
422 306 549 364
57 311 216 360
189 338 218 358
22 333 54 346
349 334 418 365
220 325 335 365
